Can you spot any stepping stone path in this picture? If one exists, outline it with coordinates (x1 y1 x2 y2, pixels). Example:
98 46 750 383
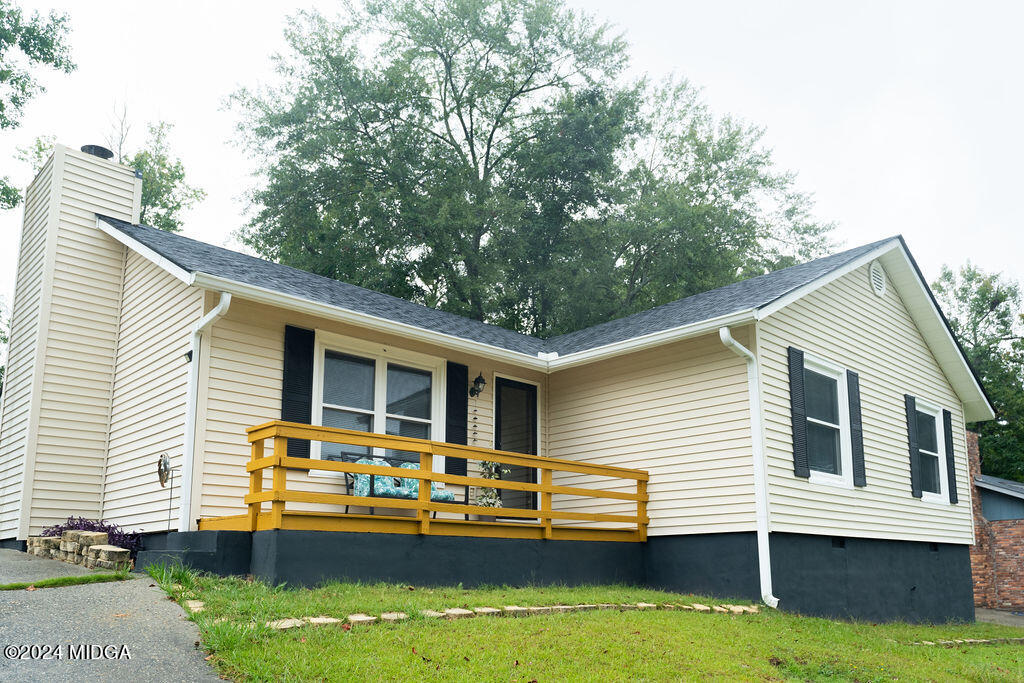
252 601 760 633
911 637 1024 646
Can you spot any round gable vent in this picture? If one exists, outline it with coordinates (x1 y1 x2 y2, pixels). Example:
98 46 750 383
868 260 887 297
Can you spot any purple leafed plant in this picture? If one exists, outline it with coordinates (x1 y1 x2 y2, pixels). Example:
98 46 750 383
41 516 142 557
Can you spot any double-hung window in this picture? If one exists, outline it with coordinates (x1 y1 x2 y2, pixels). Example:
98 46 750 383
803 358 852 486
789 347 865 488
312 332 443 467
912 400 947 502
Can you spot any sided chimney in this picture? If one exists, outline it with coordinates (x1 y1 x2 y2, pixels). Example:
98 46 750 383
0 144 142 538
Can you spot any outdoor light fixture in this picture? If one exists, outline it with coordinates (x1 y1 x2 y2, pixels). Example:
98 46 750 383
469 373 487 397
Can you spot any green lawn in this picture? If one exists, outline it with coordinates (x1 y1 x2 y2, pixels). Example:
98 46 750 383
0 570 128 591
149 564 1024 682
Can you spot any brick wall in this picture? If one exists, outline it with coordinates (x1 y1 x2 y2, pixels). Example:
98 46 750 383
969 431 1024 609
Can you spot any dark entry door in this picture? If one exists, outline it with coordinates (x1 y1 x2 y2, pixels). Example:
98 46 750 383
494 377 538 512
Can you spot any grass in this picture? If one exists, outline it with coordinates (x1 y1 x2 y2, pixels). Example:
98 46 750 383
149 563 1024 682
0 570 129 591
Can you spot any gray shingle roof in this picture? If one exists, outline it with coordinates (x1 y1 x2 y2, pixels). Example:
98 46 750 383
976 474 1024 501
98 215 896 358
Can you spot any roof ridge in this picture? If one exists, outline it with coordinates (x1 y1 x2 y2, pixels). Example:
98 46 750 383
97 214 899 356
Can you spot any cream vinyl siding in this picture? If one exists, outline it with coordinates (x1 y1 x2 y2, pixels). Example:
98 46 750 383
547 329 756 536
0 158 54 538
758 263 973 544
197 299 545 521
101 251 202 531
24 147 141 535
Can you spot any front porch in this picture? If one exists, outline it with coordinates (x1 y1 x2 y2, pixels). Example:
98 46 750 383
198 421 650 543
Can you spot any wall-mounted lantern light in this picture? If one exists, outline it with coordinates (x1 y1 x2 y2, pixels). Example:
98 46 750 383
469 373 487 397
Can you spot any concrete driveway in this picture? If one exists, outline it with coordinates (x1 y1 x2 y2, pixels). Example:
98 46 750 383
0 549 220 682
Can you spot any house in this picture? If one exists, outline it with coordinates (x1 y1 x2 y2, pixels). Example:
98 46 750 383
0 145 993 622
968 432 1024 609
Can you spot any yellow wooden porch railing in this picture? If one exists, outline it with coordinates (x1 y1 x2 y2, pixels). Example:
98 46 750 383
199 420 649 543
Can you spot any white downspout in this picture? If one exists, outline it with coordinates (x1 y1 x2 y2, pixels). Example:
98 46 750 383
178 292 232 532
719 326 780 609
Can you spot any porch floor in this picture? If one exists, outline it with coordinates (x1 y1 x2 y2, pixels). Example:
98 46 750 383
198 510 640 542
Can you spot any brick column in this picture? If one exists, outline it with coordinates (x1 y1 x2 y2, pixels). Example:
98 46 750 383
967 431 995 607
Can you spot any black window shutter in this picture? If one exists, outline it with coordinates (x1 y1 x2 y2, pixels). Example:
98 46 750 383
847 370 866 487
943 409 958 504
788 347 810 478
281 325 315 459
904 394 922 498
444 362 468 476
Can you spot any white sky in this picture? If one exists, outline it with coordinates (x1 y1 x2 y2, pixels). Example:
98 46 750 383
2 0 1022 313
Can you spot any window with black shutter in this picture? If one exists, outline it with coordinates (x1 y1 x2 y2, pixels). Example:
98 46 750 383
788 347 865 487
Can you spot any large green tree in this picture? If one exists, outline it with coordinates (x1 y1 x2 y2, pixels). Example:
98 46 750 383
235 0 832 336
933 264 1024 481
0 0 74 209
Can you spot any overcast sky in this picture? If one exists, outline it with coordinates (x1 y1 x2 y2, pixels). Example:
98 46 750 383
2 0 1022 312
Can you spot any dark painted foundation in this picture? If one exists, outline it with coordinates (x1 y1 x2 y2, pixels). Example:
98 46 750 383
131 528 973 622
0 538 26 552
771 532 974 623
643 532 760 600
252 530 643 587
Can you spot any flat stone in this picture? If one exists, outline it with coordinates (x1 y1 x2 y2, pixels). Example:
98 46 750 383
691 604 711 613
637 602 657 610
307 616 343 626
503 606 528 617
420 610 445 619
597 603 618 610
728 606 745 614
77 531 108 547
550 605 575 613
347 614 377 626
741 606 759 614
679 604 694 611
266 618 306 630
712 606 728 613
444 608 475 619
380 612 409 623
921 641 935 646
528 606 553 615
92 545 130 561
473 607 501 617
659 604 677 610
618 603 637 611
575 604 598 611
185 600 205 613
62 530 82 543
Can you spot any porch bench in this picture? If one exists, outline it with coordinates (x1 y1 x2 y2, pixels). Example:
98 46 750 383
338 455 467 517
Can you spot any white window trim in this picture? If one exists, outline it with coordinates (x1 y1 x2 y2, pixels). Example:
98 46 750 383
914 398 950 505
310 330 447 479
803 354 854 490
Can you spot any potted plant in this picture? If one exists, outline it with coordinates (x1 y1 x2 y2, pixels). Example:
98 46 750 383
476 460 510 522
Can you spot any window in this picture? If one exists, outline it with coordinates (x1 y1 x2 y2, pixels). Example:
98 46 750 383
802 356 853 486
913 401 947 501
805 367 842 476
311 332 444 468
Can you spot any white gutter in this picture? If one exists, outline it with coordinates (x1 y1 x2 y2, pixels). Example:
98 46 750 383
719 326 779 609
178 292 232 531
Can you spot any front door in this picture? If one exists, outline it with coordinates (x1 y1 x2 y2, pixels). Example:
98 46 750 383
494 377 538 512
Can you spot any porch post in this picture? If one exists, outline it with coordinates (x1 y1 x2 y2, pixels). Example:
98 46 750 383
271 436 288 528
541 468 553 539
418 451 432 534
247 439 264 531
